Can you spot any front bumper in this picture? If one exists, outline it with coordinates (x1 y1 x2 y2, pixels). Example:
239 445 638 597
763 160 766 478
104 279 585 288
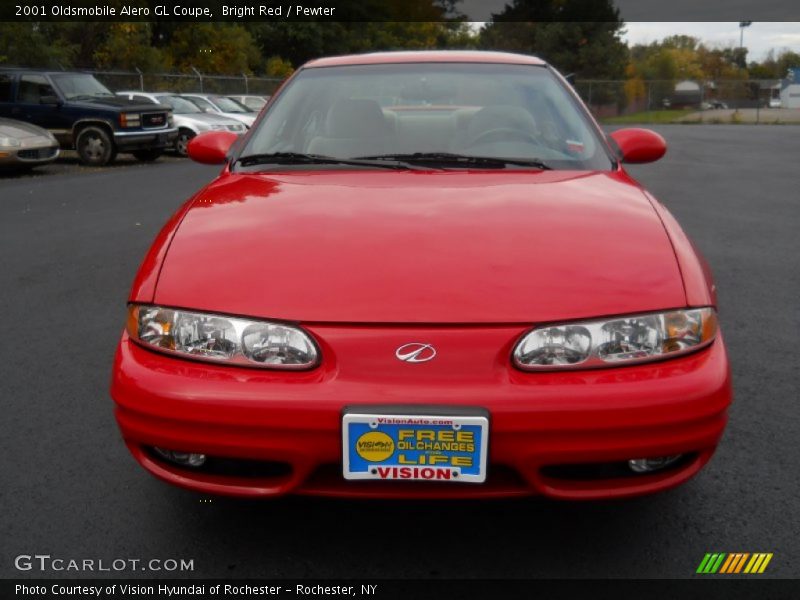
114 128 178 151
111 327 732 500
0 144 59 166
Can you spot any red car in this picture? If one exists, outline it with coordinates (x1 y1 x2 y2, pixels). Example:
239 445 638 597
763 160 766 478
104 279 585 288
111 51 731 500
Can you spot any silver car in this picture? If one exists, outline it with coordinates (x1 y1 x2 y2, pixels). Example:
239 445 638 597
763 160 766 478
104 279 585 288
226 94 270 111
0 117 59 169
180 94 257 128
116 92 246 156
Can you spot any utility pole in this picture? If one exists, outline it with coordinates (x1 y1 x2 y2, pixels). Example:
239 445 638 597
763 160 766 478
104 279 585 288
738 22 753 114
739 21 752 63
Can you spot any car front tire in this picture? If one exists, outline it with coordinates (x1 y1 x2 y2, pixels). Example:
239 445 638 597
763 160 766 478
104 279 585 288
75 126 114 166
175 129 195 157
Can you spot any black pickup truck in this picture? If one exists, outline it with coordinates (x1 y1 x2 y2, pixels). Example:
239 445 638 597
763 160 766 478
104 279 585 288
0 69 178 165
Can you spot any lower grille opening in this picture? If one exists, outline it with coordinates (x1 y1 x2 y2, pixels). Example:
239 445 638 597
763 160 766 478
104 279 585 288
145 447 292 479
18 147 58 160
541 453 696 481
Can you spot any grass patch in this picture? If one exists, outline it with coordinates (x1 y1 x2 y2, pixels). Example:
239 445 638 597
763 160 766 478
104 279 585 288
601 110 688 125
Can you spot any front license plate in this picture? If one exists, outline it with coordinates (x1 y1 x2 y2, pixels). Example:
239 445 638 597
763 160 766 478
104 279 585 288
342 412 488 483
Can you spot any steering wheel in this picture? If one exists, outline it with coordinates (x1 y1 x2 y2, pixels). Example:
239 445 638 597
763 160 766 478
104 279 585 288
467 127 541 147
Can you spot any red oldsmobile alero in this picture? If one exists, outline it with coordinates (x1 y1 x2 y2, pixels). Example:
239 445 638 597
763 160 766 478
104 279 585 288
110 51 732 499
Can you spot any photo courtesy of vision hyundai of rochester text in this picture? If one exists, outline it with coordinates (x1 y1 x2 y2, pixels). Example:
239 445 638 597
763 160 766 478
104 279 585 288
110 51 732 500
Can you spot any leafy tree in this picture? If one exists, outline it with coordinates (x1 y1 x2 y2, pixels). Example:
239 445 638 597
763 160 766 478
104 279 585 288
265 56 294 78
629 37 748 83
93 23 169 72
0 23 77 68
478 0 627 79
775 50 800 78
749 49 800 79
660 35 700 52
246 21 476 69
167 24 261 74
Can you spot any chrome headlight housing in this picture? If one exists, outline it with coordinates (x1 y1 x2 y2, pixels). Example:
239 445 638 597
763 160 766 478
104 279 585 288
119 112 141 128
0 137 21 148
127 305 319 369
513 308 718 370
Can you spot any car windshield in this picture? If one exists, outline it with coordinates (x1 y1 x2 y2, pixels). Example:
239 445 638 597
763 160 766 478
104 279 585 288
184 96 215 111
156 95 202 114
212 96 251 113
240 62 613 171
51 74 114 100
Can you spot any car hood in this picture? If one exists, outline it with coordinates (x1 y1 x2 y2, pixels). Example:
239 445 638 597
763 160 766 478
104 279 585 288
220 112 256 126
154 170 686 324
0 118 51 140
177 113 244 127
71 97 167 112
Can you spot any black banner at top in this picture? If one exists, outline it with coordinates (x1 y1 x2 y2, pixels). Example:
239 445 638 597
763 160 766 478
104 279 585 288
1 0 798 22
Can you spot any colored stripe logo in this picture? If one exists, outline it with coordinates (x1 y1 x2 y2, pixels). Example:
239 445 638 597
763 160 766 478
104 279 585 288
697 553 773 574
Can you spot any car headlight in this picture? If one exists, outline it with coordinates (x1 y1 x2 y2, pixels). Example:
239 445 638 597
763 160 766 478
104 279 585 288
0 137 21 147
513 308 717 370
119 112 141 128
127 305 319 369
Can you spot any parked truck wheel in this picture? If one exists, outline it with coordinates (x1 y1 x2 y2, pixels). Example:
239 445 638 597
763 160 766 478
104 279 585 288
75 126 114 166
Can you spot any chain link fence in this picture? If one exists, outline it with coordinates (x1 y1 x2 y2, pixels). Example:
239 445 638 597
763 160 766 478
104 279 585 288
573 79 790 124
86 70 794 124
89 69 284 96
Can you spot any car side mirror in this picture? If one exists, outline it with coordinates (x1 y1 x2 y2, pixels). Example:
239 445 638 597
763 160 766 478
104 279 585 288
609 128 667 164
40 95 60 106
187 131 239 165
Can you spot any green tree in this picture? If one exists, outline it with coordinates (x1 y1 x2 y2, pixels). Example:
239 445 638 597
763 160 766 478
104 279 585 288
478 0 628 79
246 20 476 69
167 24 261 74
0 23 77 68
93 23 169 72
264 56 294 78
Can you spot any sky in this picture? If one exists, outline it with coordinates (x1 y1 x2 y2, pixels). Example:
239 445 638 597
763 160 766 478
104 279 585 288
459 0 800 63
622 22 800 61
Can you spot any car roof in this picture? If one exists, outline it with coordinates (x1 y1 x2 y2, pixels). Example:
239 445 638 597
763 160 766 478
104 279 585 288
0 68 93 75
304 51 547 69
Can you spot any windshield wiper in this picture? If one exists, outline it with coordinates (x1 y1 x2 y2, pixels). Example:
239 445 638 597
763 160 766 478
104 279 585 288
356 152 552 170
235 152 430 171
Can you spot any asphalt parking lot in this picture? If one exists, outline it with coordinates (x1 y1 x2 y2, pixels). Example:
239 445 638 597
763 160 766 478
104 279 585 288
1 125 798 579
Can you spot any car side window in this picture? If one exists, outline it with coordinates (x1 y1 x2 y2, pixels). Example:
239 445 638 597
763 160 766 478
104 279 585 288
133 95 156 104
18 75 56 103
0 74 12 102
